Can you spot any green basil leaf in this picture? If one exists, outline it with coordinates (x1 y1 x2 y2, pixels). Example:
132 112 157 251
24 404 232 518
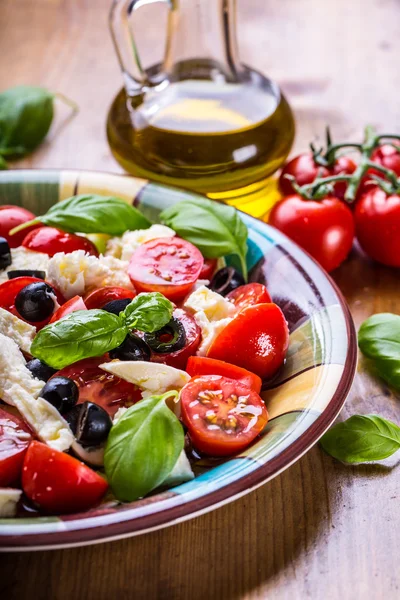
358 313 400 389
320 414 400 463
31 310 127 369
0 86 54 157
123 292 174 332
160 197 248 278
104 392 184 501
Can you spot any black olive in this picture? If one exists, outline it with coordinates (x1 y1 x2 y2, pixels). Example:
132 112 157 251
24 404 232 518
65 401 112 447
209 267 245 296
0 237 11 270
144 317 186 353
26 358 57 382
14 281 57 322
8 270 46 280
40 376 79 414
109 333 151 361
102 298 132 315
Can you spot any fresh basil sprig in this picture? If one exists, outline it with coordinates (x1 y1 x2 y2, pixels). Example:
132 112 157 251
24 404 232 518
320 414 400 463
160 197 248 279
11 194 151 237
31 292 173 369
358 313 400 390
104 391 184 501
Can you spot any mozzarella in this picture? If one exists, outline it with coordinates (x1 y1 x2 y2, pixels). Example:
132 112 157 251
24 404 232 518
194 311 233 356
106 224 176 261
71 440 105 467
0 488 22 517
162 450 194 486
184 285 236 322
0 247 50 283
0 307 36 354
47 250 133 299
0 335 43 403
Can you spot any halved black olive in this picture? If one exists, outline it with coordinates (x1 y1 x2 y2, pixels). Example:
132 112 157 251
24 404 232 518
7 270 46 280
26 358 57 382
66 401 112 447
144 317 186 353
109 333 151 361
209 267 245 296
0 237 11 270
14 281 57 322
102 298 132 315
40 376 79 414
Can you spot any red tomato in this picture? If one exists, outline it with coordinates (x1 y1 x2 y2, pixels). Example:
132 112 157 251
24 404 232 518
207 303 289 380
0 407 32 486
148 308 201 370
370 143 400 177
269 194 355 272
128 237 204 302
55 356 142 417
355 186 400 266
186 356 262 394
22 227 99 257
200 258 218 280
50 296 87 323
0 205 40 248
22 441 108 514
227 283 271 310
180 375 268 456
84 286 136 310
279 153 356 200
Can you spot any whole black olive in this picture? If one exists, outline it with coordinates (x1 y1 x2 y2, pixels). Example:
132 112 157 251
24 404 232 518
144 317 186 353
65 401 112 447
109 333 151 361
8 270 46 280
209 267 245 296
0 237 11 270
26 358 57 382
40 376 79 414
15 281 57 322
102 298 132 316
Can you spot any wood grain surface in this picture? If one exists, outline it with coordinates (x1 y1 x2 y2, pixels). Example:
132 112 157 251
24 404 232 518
0 1 399 598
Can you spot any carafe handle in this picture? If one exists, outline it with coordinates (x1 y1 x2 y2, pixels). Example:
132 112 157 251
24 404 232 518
109 0 176 97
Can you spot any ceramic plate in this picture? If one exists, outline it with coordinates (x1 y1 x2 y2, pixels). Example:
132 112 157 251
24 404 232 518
0 170 357 551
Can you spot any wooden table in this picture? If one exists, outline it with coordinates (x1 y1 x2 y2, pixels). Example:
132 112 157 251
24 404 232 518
1 1 399 598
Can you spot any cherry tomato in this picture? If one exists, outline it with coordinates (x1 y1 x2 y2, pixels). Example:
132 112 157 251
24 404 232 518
279 153 356 200
354 186 400 267
84 286 136 310
269 194 355 272
180 375 268 456
0 205 40 248
199 258 218 280
186 356 262 394
22 441 108 514
227 283 271 311
207 303 289 380
370 143 400 177
0 407 32 486
22 227 99 257
55 356 142 418
50 296 87 323
128 237 204 302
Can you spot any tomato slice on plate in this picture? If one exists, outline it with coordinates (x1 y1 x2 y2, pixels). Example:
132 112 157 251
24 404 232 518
22 227 99 257
128 237 204 301
84 286 136 310
0 205 40 248
0 407 32 486
207 303 289 380
199 258 218 280
181 375 268 456
50 295 87 323
227 283 271 311
149 308 201 370
55 356 142 417
186 356 262 394
22 441 108 514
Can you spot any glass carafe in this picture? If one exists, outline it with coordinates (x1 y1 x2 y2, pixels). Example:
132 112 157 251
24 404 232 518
107 0 295 217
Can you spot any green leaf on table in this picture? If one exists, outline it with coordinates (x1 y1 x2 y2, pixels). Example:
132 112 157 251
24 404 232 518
104 391 184 501
160 197 248 279
320 414 400 463
358 313 400 390
123 292 173 332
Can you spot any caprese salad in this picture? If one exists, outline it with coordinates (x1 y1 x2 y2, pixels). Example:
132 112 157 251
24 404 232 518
0 195 289 518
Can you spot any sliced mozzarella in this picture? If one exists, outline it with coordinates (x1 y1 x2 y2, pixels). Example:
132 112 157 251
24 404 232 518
71 440 105 467
184 285 236 322
193 311 233 356
162 450 194 487
0 307 36 354
0 488 22 517
106 224 176 261
0 247 50 283
0 334 43 403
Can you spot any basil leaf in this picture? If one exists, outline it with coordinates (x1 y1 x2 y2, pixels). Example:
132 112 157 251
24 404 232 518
160 197 248 278
0 86 54 157
12 194 151 237
320 414 400 463
123 292 174 332
104 392 184 501
358 313 400 389
31 310 127 369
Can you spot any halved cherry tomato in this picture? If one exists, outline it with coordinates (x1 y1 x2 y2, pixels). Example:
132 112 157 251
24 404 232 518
149 308 201 370
227 283 271 311
0 205 41 248
186 356 262 394
55 356 142 418
22 227 99 257
180 375 268 456
22 441 108 514
207 303 289 380
50 296 87 323
200 258 218 280
128 237 204 302
0 407 32 486
84 286 136 310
